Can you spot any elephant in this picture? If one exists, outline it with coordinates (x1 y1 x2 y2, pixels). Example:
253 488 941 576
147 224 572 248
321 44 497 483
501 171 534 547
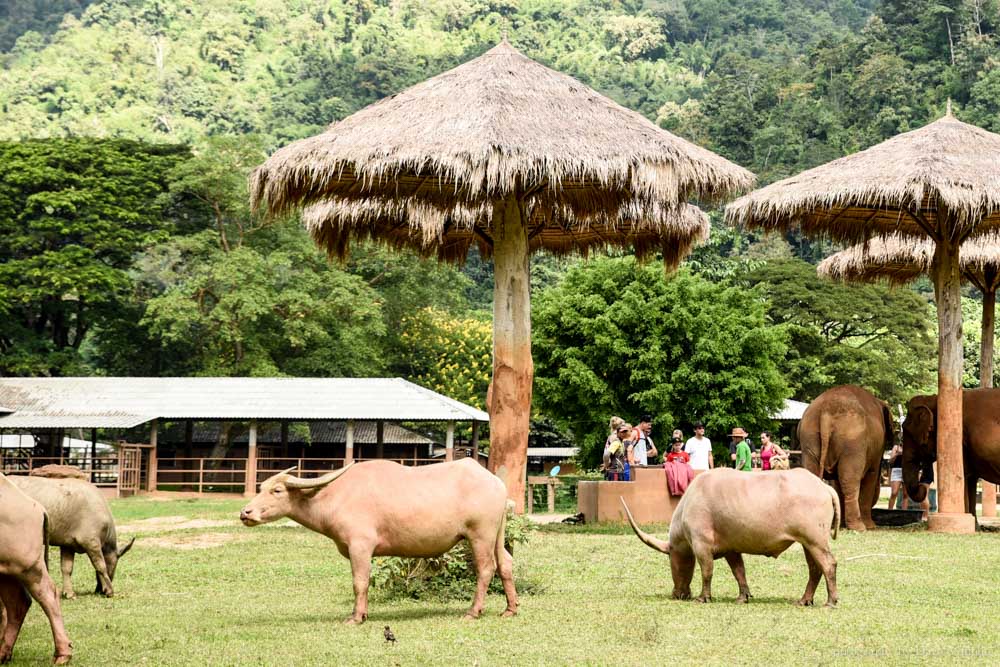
797 385 894 530
901 388 1000 514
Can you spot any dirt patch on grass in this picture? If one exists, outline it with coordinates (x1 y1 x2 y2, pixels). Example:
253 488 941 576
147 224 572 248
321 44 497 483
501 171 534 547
144 532 246 550
119 516 235 534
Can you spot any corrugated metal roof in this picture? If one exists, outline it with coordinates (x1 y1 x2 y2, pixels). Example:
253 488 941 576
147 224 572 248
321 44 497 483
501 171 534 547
157 420 432 445
0 414 154 429
0 377 489 427
527 447 578 458
773 399 809 421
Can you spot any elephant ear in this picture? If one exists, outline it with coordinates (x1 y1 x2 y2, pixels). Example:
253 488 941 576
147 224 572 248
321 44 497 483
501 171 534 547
904 403 935 446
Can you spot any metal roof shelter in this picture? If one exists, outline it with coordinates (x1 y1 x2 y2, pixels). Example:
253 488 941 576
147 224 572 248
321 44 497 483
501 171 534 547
772 399 810 422
0 377 489 428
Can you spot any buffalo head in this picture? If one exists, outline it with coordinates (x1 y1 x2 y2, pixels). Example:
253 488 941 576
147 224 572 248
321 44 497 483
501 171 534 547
240 463 354 526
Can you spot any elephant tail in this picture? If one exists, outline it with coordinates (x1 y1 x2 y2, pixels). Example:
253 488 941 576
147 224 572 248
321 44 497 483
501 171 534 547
620 497 670 554
828 483 840 540
818 412 833 476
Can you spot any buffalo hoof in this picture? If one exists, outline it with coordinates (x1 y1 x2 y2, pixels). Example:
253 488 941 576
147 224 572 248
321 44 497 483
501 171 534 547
343 616 366 626
62 591 75 600
672 591 691 600
824 600 838 609
736 595 750 604
53 653 72 665
1 648 12 664
500 608 517 618
462 611 481 620
694 596 711 603
796 598 814 607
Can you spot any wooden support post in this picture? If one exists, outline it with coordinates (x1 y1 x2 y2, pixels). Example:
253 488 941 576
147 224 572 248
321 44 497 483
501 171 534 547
547 479 556 513
376 421 384 460
487 193 532 512
244 419 258 498
445 421 455 461
146 420 158 492
471 421 481 462
90 428 97 483
980 288 996 518
345 420 355 465
281 421 289 458
198 458 204 495
929 233 975 533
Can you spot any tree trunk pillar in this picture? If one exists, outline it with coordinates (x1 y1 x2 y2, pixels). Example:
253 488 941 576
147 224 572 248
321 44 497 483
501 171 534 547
244 419 258 498
471 421 481 463
147 420 158 493
929 233 975 533
445 421 455 461
345 419 355 465
981 288 997 518
487 194 532 512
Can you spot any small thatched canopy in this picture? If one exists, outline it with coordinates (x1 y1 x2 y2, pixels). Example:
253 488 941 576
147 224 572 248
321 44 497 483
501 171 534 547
252 40 752 257
818 234 1000 292
726 110 1000 242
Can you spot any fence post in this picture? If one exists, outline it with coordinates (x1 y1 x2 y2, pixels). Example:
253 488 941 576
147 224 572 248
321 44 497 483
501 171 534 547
244 419 258 498
547 480 556 513
345 420 355 465
146 419 158 492
445 421 455 462
198 459 204 495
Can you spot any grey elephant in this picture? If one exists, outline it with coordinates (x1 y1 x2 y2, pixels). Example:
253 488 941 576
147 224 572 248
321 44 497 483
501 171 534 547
797 385 894 530
902 388 1000 514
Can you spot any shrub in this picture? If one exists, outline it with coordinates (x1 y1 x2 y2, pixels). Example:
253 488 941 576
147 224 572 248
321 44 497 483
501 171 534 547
370 511 534 601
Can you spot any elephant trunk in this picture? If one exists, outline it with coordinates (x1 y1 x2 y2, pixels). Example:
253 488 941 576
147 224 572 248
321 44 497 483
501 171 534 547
902 443 927 503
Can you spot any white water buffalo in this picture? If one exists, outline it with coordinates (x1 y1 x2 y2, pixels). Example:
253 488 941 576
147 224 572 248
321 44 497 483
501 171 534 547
623 468 840 607
240 459 518 624
0 474 72 664
10 475 134 599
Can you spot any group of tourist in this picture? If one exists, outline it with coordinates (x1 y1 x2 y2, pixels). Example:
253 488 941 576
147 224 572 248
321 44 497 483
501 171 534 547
601 417 790 481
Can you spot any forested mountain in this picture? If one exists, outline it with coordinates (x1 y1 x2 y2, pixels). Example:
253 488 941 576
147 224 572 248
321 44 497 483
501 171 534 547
4 0 997 447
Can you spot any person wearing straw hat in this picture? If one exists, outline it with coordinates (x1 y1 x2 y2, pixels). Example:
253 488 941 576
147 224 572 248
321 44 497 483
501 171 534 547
731 427 752 471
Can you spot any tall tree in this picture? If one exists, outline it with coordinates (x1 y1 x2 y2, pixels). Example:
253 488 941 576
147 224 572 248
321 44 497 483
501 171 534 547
0 138 189 375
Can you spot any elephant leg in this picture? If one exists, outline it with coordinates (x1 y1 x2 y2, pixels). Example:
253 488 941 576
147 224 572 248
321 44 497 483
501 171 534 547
838 467 866 531
859 467 880 530
965 474 979 519
724 553 751 603
832 480 847 527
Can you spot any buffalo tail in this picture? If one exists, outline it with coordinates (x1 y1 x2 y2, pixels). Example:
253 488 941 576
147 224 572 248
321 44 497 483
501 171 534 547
828 484 840 540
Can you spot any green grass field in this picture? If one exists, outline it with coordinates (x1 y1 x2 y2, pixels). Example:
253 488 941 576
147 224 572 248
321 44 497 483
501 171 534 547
9 497 1000 665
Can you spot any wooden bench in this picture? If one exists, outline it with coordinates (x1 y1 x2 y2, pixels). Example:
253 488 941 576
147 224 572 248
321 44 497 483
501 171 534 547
526 475 562 513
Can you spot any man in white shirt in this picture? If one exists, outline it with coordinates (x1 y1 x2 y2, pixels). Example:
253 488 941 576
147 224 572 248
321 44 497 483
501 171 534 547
684 422 714 471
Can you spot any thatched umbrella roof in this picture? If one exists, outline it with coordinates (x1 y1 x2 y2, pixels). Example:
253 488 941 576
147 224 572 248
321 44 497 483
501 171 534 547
817 234 1000 292
727 106 1000 533
252 40 753 253
726 109 1000 243
250 39 754 512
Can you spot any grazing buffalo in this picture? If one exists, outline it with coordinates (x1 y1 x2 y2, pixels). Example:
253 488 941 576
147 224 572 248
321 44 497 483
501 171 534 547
240 459 518 624
623 468 840 607
0 474 72 664
10 476 134 599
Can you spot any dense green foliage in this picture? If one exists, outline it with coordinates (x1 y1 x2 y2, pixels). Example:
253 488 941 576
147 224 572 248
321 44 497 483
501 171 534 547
1 0 996 463
746 258 937 406
0 138 188 374
532 259 789 468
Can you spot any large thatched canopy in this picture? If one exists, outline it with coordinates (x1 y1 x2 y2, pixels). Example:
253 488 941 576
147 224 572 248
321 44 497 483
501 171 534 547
726 110 1000 243
250 39 754 512
817 234 1000 292
252 40 752 258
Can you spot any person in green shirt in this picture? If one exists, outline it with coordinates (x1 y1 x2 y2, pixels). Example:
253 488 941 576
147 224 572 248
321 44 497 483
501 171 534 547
731 427 752 471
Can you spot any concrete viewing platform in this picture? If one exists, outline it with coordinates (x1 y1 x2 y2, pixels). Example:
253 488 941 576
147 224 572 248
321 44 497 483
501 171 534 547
578 466 702 524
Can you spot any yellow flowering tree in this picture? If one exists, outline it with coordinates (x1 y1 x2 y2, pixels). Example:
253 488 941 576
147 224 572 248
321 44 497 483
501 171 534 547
400 307 492 410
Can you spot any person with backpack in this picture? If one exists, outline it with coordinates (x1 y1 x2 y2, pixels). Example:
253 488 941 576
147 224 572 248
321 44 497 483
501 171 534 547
629 415 658 468
603 423 630 481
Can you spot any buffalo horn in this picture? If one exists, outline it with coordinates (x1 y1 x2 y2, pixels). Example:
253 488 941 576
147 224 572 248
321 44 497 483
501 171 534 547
284 462 356 490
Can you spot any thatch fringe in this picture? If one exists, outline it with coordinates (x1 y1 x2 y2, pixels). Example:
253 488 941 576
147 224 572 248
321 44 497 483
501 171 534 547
818 233 1000 291
302 198 709 269
251 41 753 225
726 115 1000 242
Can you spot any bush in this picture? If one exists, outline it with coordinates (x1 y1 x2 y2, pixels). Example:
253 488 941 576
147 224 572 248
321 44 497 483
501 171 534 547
370 512 535 601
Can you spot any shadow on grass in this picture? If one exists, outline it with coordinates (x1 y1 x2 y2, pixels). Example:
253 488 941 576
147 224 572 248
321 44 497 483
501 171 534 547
635 591 806 606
